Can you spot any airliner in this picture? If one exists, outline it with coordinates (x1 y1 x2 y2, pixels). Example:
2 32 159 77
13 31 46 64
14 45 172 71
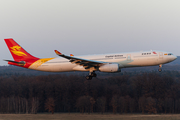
4 38 177 80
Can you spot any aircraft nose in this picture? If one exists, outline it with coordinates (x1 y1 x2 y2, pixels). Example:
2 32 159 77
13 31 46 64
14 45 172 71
174 55 177 60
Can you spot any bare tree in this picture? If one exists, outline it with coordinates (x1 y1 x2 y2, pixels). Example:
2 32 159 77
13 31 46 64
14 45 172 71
129 97 135 113
145 97 157 114
111 95 118 114
45 97 55 114
157 98 164 113
96 97 106 114
25 98 29 114
62 97 71 113
76 96 85 113
90 97 95 113
31 97 39 114
118 96 125 113
76 96 92 114
139 96 146 114
124 95 130 113
167 98 174 113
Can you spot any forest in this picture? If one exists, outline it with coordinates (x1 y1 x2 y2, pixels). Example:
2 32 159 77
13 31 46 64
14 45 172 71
0 66 180 114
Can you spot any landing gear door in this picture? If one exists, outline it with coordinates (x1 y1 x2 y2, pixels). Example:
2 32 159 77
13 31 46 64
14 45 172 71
159 52 163 59
127 54 131 61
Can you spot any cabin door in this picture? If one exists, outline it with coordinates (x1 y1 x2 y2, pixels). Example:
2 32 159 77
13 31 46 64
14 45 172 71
127 54 131 61
159 52 163 59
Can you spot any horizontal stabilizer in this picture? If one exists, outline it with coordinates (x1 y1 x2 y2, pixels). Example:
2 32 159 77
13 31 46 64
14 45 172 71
4 60 26 66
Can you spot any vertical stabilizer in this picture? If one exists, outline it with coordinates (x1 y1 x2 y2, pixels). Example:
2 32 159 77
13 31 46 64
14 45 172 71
4 38 39 61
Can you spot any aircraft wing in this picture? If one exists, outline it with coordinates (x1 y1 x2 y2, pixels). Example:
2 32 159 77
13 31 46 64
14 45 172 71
54 50 105 69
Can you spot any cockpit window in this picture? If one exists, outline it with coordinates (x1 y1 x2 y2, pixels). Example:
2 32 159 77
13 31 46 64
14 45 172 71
168 53 173 55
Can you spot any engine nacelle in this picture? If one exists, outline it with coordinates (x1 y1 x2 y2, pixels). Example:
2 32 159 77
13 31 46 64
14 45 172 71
99 64 121 73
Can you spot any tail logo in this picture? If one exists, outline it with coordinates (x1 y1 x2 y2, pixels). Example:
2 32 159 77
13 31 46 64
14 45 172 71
10 46 27 56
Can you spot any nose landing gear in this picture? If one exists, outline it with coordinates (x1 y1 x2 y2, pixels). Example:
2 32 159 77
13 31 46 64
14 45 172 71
86 71 97 80
158 64 162 72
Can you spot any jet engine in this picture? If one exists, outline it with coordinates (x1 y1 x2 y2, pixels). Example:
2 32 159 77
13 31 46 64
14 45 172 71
99 63 121 73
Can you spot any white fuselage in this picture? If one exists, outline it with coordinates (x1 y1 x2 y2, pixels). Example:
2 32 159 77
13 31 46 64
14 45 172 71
29 50 177 72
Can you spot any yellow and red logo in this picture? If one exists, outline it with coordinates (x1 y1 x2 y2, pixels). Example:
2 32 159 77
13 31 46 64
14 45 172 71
29 58 54 69
10 46 27 56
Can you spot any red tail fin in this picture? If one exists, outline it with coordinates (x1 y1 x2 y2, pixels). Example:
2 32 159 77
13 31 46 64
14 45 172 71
4 38 39 61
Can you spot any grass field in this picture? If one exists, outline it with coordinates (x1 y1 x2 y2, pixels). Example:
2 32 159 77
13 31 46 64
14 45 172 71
0 113 180 120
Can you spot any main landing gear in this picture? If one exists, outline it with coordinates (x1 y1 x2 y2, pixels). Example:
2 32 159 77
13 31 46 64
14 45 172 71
86 72 97 80
158 64 162 72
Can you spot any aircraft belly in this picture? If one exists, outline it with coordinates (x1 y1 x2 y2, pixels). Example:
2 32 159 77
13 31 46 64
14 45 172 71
33 62 75 72
133 58 158 66
72 66 88 71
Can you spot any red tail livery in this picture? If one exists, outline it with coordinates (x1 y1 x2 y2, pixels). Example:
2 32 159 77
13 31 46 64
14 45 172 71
4 38 39 68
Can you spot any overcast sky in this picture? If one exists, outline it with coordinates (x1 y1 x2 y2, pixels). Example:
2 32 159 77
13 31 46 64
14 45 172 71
0 0 180 65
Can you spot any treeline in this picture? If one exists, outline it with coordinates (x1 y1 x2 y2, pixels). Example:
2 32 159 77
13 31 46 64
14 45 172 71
1 65 180 77
0 71 180 114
